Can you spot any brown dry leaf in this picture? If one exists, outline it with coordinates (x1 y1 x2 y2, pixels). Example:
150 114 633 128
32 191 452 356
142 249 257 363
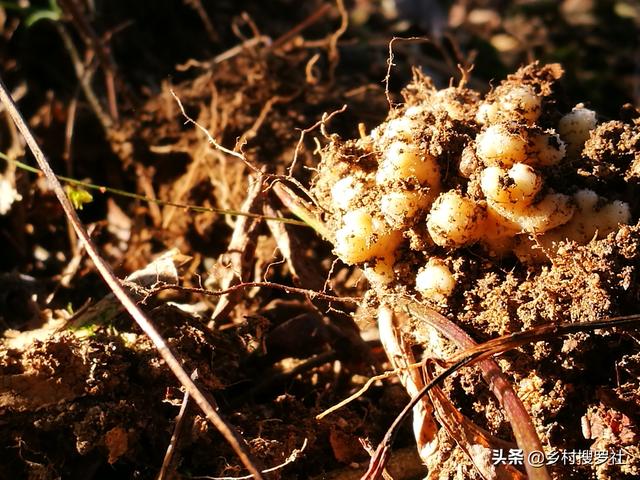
407 302 549 480
377 306 440 464
209 174 264 325
104 426 129 464
378 303 524 480
426 369 525 480
264 203 325 291
265 203 371 364
64 248 185 330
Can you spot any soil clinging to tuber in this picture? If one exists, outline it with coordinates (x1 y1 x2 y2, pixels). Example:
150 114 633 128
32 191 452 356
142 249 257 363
313 63 634 301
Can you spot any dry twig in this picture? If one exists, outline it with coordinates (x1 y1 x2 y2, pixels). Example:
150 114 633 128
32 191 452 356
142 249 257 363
158 370 199 480
409 302 546 480
53 21 112 130
148 281 361 306
287 104 347 177
171 90 261 174
58 0 121 121
384 37 433 108
191 439 308 480
327 0 348 83
183 0 219 43
270 3 332 50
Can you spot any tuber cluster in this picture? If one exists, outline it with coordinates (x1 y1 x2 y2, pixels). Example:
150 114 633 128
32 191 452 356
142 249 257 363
312 63 634 301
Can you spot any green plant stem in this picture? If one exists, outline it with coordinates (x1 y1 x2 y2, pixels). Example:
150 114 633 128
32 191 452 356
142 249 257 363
1 153 308 227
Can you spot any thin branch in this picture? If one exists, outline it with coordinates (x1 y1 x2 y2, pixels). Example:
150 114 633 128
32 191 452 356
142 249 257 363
183 0 219 43
53 21 112 130
191 439 308 480
0 76 265 480
171 90 261 174
408 302 547 480
384 37 433 108
176 36 271 72
270 3 332 50
146 281 362 305
362 354 482 480
58 0 121 121
327 0 348 83
158 370 199 480
209 174 264 325
316 362 422 420
287 104 347 177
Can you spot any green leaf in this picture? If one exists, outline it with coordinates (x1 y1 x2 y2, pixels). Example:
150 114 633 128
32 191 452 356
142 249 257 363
26 0 62 27
25 9 61 27
0 0 63 27
65 185 94 210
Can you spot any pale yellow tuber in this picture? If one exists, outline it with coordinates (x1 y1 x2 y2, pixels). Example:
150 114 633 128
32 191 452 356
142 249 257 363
427 191 485 247
376 140 441 188
479 208 520 256
333 209 375 264
314 62 635 290
334 209 402 264
330 175 362 211
475 125 528 166
476 102 499 125
477 85 542 125
530 132 566 166
372 116 415 144
364 253 397 286
543 189 630 245
514 190 631 263
500 85 542 124
415 259 456 301
569 189 630 241
432 88 470 121
558 105 597 157
489 193 575 234
481 163 542 207
380 189 430 228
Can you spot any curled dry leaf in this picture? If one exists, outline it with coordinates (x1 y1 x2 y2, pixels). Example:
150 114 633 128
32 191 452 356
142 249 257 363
377 306 439 463
208 174 265 325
